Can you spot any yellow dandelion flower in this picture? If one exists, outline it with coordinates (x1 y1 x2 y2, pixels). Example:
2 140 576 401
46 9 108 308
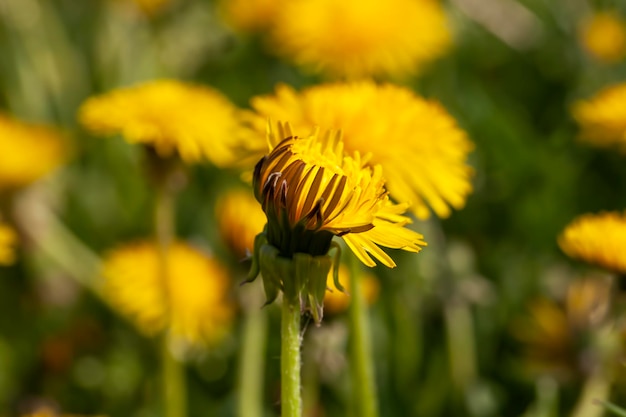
558 211 626 274
323 264 379 315
580 12 626 64
249 82 473 219
254 121 426 268
102 241 234 346
79 79 243 166
0 222 18 266
270 0 452 79
572 83 626 151
219 0 283 33
0 113 66 190
215 188 267 260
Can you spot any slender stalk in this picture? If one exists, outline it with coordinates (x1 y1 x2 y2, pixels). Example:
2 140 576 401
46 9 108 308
569 370 610 417
281 297 303 417
154 177 186 417
347 255 379 417
238 281 268 417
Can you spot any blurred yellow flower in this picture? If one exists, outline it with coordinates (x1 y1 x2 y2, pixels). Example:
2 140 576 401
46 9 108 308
511 277 611 380
0 222 17 266
79 79 244 166
270 0 452 79
215 188 267 260
323 264 379 315
0 113 66 190
580 12 626 63
558 211 626 274
219 0 282 33
249 82 473 219
572 83 626 151
253 121 426 268
102 241 234 346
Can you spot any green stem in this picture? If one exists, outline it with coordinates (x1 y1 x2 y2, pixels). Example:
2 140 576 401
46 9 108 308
162 337 187 417
281 297 302 417
347 255 379 417
238 281 268 417
154 178 186 417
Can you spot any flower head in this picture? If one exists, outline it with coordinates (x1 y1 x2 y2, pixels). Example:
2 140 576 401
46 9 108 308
248 82 473 219
102 241 234 347
580 11 626 64
269 0 452 79
79 79 244 166
558 211 626 274
0 113 66 190
215 188 267 260
0 222 17 266
247 121 425 321
572 83 626 151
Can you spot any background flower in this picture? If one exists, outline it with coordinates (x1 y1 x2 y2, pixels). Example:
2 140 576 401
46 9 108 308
558 211 626 274
249 82 473 219
579 11 626 64
79 79 244 166
102 241 234 347
269 0 451 79
0 222 17 266
572 83 626 152
0 114 66 190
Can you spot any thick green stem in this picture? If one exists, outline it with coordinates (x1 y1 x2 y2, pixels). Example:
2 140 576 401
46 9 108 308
154 179 186 417
238 281 268 417
281 297 303 417
348 255 379 417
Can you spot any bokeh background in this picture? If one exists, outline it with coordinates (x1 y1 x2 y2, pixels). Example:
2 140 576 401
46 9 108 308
2 0 626 416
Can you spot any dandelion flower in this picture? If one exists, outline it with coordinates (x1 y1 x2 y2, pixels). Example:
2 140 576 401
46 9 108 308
219 0 283 33
558 211 626 274
323 264 379 315
0 222 17 266
253 121 425 268
215 188 267 260
270 0 452 79
249 82 473 219
102 241 234 346
79 79 243 166
572 83 626 151
580 11 626 64
0 113 66 190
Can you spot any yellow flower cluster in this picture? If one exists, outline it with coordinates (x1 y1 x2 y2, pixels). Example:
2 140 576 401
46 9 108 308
0 222 17 266
79 79 244 166
558 212 626 274
580 11 626 63
249 82 473 219
219 0 281 33
572 83 626 151
102 241 234 346
0 113 66 190
269 0 452 79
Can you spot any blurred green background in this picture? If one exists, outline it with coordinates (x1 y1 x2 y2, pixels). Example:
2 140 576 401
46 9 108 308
2 0 626 416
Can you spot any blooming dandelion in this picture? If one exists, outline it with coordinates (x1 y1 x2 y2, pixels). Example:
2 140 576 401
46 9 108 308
102 241 234 347
79 79 244 166
580 11 626 64
0 222 17 266
558 212 626 274
572 83 626 152
219 0 283 33
0 113 66 190
248 82 473 219
269 0 452 79
247 122 425 318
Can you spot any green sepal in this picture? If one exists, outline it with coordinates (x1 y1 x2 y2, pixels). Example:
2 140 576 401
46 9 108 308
259 243 283 306
242 231 267 285
330 242 346 294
